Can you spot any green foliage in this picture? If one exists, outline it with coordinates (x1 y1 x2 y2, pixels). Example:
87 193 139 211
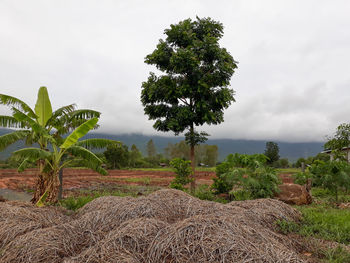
295 153 330 168
190 184 227 203
275 219 300 235
146 139 157 158
298 205 350 244
273 158 289 168
170 158 193 188
213 153 270 194
104 143 130 169
230 189 252 201
129 144 143 167
0 87 115 204
164 141 218 167
141 17 237 178
325 123 350 161
213 154 281 198
59 188 143 211
264 141 280 164
321 246 350 263
293 171 313 185
239 166 281 198
34 86 52 126
308 161 350 201
212 168 242 194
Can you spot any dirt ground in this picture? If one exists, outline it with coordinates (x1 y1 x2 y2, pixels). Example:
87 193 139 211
0 168 216 192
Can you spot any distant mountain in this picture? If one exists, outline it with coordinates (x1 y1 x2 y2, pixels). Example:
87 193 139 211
81 132 325 162
0 128 325 162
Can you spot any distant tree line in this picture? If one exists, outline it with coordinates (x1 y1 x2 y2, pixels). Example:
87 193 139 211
102 139 219 169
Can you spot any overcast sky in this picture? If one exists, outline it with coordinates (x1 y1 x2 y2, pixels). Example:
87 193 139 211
1 0 349 142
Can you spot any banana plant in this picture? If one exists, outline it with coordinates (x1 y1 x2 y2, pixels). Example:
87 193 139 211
12 117 118 205
0 87 113 203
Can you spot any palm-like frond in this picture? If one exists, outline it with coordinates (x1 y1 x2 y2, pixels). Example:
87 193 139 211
46 104 76 128
12 108 43 134
12 148 52 162
65 146 107 175
0 130 31 150
76 138 120 150
0 115 26 128
34 86 52 126
69 109 101 120
60 118 98 149
18 158 30 172
66 146 102 164
0 94 36 118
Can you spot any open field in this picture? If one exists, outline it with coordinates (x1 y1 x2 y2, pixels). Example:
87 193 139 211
0 168 216 196
0 167 299 196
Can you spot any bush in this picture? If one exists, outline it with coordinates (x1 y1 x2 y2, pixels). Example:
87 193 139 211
212 168 242 194
213 153 269 194
240 166 281 198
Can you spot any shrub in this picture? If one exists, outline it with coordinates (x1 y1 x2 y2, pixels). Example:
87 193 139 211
309 160 350 201
212 168 242 194
240 166 281 198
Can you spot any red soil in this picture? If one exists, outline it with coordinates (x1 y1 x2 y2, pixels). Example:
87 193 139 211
0 168 293 194
0 168 216 191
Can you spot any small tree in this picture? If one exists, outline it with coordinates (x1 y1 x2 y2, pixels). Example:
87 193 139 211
141 17 237 190
129 144 142 167
0 87 108 203
325 123 350 162
146 139 157 159
308 160 350 202
12 118 117 204
169 158 193 190
264 141 280 164
104 143 129 169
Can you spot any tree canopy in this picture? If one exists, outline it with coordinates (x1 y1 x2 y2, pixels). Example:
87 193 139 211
264 141 280 164
141 17 237 188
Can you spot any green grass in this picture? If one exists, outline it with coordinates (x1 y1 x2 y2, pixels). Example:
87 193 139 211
321 246 350 263
129 167 216 172
297 204 350 244
276 168 301 174
60 185 159 211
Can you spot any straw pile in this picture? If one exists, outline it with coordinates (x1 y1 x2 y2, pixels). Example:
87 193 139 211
0 201 69 250
0 189 307 263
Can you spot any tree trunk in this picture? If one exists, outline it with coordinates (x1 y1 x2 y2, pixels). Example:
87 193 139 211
31 172 47 204
31 169 60 204
58 168 63 200
190 144 195 192
189 124 196 192
46 172 60 203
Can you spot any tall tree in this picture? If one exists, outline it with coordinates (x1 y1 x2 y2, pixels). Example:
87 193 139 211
129 144 142 167
146 139 157 158
141 17 237 190
0 87 115 203
264 141 280 164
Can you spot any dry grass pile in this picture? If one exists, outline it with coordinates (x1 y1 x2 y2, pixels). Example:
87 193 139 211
0 201 69 250
0 189 307 263
229 198 302 230
66 218 168 263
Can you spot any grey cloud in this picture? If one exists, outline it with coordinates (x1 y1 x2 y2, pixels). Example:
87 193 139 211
0 0 349 143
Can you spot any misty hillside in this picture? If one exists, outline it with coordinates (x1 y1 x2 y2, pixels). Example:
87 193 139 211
0 128 325 162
